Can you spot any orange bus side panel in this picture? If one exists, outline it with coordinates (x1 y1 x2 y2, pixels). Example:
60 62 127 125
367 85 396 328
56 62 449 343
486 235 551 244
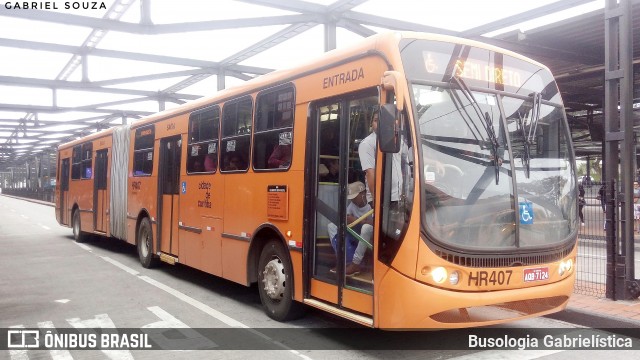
127 176 158 245
70 179 93 232
160 194 173 254
170 196 180 255
199 217 223 277
289 250 303 302
341 288 373 316
310 279 338 304
179 228 202 270
221 237 249 285
294 58 389 105
385 153 423 278
96 190 106 232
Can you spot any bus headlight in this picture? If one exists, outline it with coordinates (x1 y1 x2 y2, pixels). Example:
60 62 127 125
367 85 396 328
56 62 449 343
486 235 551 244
431 267 447 283
559 259 574 276
449 271 460 285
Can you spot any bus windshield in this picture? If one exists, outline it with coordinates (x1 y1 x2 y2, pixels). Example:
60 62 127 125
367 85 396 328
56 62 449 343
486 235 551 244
400 39 577 252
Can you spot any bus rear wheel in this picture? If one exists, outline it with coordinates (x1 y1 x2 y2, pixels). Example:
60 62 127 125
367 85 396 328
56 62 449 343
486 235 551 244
257 240 305 321
137 217 159 268
72 209 85 243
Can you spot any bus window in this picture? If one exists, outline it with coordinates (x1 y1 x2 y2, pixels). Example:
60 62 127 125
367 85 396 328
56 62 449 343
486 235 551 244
221 97 252 172
133 125 155 176
81 142 93 179
71 145 81 180
253 85 294 170
379 111 414 264
188 106 220 174
60 158 70 191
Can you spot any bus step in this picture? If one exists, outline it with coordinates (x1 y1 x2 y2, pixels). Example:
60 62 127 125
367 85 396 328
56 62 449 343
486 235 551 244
159 252 178 265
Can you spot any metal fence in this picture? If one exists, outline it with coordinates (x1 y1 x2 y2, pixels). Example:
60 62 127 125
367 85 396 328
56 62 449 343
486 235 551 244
0 188 55 203
575 181 611 298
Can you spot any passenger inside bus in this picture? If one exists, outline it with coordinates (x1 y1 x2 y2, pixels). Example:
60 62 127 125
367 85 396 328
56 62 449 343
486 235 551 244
328 181 373 276
226 153 246 171
267 144 291 168
358 109 404 206
266 126 293 169
319 158 339 183
191 159 204 172
204 153 216 172
358 110 378 206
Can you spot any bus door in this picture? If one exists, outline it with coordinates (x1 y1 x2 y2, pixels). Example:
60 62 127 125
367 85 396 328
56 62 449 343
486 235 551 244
308 90 378 317
158 136 182 257
93 149 108 233
59 158 70 226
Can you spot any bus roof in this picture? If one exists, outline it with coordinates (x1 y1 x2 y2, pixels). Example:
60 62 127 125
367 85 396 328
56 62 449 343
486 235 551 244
58 31 550 150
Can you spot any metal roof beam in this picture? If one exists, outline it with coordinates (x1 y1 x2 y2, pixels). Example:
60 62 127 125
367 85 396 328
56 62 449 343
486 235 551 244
154 14 321 33
220 22 318 65
478 37 603 66
92 68 217 87
161 74 215 94
341 11 459 35
0 38 273 75
0 103 152 116
327 0 369 13
236 0 326 14
0 75 202 100
461 0 597 37
338 19 376 38
0 115 125 127
0 9 321 34
224 70 255 81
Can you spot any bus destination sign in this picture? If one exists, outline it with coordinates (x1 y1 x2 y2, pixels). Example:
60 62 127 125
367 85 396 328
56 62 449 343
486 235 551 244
423 51 523 88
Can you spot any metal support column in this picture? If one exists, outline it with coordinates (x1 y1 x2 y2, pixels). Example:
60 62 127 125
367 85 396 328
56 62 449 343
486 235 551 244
604 0 639 300
604 0 620 300
217 68 226 91
619 0 639 299
324 19 337 52
140 0 152 25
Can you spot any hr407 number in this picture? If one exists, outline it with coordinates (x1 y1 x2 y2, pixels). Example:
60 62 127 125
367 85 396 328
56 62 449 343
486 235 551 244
467 270 513 287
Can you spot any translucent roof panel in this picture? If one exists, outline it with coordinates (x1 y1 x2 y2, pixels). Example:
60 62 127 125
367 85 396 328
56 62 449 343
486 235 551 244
1 0 632 170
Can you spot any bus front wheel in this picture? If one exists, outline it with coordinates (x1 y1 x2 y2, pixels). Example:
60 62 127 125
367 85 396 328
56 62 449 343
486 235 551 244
257 239 305 321
72 209 85 243
137 217 159 268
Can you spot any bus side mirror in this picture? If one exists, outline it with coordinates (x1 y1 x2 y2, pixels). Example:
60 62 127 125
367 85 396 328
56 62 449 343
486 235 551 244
379 71 405 153
378 104 400 153
381 71 404 113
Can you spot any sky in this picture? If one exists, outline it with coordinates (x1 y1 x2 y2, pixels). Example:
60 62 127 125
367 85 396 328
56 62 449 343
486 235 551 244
0 0 606 151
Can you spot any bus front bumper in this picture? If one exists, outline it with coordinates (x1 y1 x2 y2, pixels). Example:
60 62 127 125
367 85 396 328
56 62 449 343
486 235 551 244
376 267 575 329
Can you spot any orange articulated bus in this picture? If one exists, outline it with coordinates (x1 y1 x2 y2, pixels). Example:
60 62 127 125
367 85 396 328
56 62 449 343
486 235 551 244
55 31 578 329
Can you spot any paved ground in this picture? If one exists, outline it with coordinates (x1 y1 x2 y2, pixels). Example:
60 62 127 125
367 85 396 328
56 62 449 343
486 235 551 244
4 194 640 329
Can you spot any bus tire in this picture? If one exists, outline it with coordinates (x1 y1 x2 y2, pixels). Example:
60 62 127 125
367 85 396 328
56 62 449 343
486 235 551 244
257 239 305 322
72 209 85 243
137 217 159 268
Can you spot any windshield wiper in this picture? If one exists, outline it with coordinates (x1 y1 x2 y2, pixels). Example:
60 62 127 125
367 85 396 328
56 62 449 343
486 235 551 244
449 75 501 184
515 92 541 179
528 92 542 144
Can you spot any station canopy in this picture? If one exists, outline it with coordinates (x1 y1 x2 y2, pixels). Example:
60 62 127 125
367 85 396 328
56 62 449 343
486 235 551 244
1 0 639 170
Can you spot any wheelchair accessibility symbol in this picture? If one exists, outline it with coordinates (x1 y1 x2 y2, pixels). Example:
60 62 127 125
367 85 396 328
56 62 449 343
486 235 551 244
519 201 534 224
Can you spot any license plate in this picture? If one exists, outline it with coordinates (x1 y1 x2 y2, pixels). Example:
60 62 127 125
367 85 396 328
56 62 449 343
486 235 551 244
523 267 549 282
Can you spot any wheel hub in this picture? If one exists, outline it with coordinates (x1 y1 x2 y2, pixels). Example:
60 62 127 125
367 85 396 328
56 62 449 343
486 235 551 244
262 257 285 300
73 214 80 238
140 230 150 257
